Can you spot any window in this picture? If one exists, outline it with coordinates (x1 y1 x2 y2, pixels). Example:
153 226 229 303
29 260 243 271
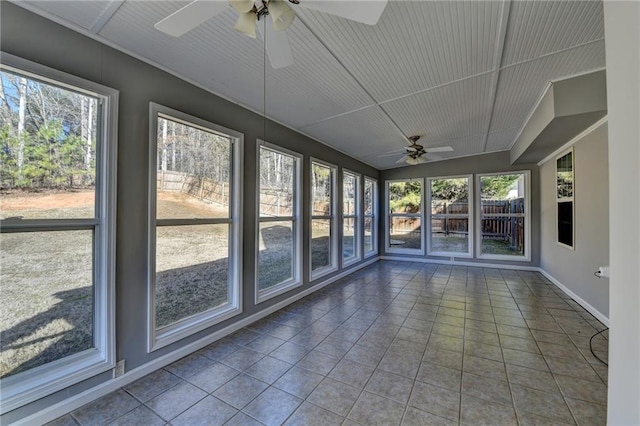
557 149 574 248
428 176 472 257
0 54 117 412
342 170 361 265
386 179 424 254
148 103 242 351
364 177 378 257
310 160 337 280
477 171 530 260
256 141 302 302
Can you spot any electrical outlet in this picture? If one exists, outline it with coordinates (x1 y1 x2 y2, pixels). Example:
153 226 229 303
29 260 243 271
114 360 125 378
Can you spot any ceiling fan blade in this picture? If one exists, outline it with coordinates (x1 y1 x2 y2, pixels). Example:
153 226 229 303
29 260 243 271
425 146 454 153
425 154 443 161
155 0 228 37
234 12 257 38
378 149 404 157
299 0 388 25
257 16 294 69
396 155 409 164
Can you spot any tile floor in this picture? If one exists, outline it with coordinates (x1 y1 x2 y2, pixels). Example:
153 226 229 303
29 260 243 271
50 261 608 426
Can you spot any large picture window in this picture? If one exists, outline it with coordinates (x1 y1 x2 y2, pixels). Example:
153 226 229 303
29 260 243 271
256 142 302 302
428 176 472 257
342 170 361 266
310 160 337 280
364 177 378 257
148 103 242 351
386 179 424 254
0 54 117 412
556 149 574 249
477 171 530 260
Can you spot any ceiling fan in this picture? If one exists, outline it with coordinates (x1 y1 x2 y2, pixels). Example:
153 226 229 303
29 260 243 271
379 136 454 165
154 0 388 69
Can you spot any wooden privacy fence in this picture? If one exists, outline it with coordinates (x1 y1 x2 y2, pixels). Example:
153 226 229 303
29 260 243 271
480 198 525 252
431 202 468 236
429 198 525 251
157 171 296 217
158 170 230 207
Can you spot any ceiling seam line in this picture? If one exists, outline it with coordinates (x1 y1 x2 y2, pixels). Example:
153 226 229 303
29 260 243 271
302 67 498 128
375 69 495 106
299 104 379 129
499 37 605 71
481 0 512 152
90 0 125 34
293 13 412 144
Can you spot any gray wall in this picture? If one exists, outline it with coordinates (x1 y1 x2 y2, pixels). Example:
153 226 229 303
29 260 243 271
539 123 609 319
0 3 378 422
380 151 541 267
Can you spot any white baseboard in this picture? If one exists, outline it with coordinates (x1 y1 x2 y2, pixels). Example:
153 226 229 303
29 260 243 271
13 257 379 426
537 268 610 327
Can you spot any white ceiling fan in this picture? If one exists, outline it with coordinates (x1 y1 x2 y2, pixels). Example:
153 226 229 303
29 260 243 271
154 0 388 69
379 136 454 165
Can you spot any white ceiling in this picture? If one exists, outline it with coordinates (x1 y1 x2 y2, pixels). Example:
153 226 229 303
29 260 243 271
17 0 605 169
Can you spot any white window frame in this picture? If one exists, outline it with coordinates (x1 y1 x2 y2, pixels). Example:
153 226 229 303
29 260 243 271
427 175 473 258
385 178 425 255
342 169 362 267
309 158 338 281
476 171 531 262
255 140 302 303
147 103 243 352
364 177 378 258
0 53 117 414
556 148 575 250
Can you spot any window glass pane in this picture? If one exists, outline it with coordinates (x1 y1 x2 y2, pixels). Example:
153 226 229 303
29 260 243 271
0 71 97 220
343 173 357 215
343 217 356 260
558 201 573 247
364 217 374 253
364 180 374 215
312 163 332 217
311 219 331 271
155 224 229 328
259 147 294 217
389 217 421 249
557 152 573 199
430 177 469 254
156 117 231 220
258 221 294 290
1 230 94 379
389 181 421 214
480 174 526 256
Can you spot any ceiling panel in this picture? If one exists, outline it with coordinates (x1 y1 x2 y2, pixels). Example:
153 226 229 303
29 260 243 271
485 128 520 152
295 0 503 102
301 106 403 165
23 0 113 31
98 1 374 127
490 40 605 133
502 0 604 66
381 73 493 144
